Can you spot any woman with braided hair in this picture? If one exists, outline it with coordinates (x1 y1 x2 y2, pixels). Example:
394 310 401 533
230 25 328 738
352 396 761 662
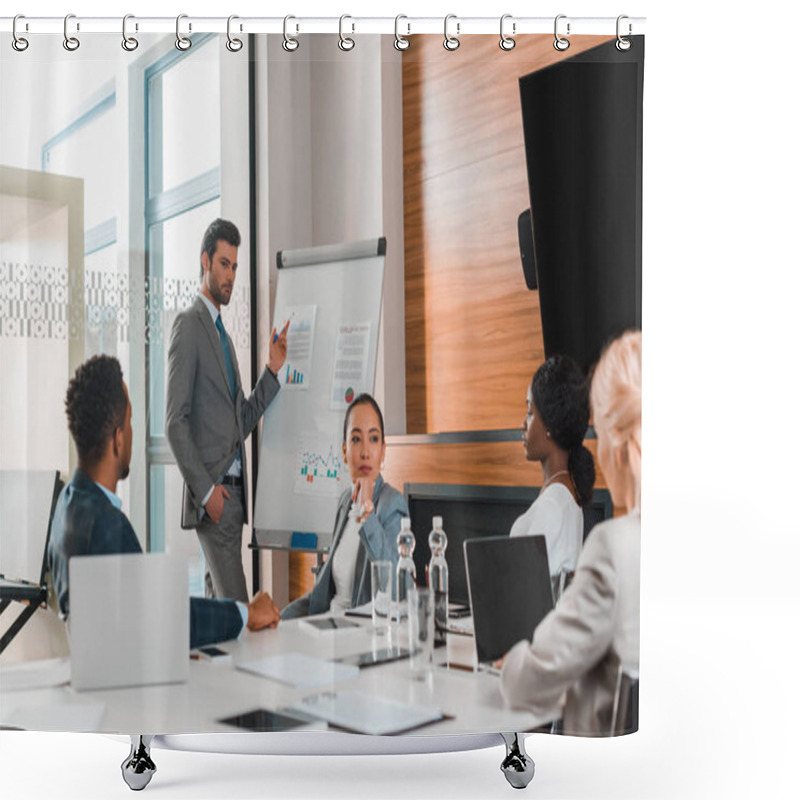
499 330 642 735
510 354 596 580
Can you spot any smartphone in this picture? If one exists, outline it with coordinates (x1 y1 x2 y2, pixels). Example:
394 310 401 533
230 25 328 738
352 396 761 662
300 616 361 634
196 645 232 663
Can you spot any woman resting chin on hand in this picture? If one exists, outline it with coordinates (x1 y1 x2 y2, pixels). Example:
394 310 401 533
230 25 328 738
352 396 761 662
280 394 409 620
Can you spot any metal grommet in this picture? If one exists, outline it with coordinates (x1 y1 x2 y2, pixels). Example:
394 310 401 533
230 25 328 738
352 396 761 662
338 14 355 51
226 15 243 52
175 14 191 51
616 15 632 51
443 14 460 51
122 14 139 51
394 14 410 51
12 14 29 52
63 13 80 51
499 13 516 51
553 14 570 51
282 15 299 52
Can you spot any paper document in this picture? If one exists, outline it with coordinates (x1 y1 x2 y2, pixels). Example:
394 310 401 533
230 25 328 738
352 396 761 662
293 431 345 498
330 322 371 409
4 691 105 732
0 657 70 691
288 690 444 735
279 304 316 389
236 653 359 689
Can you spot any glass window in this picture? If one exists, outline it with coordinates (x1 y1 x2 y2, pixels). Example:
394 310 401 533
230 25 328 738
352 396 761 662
150 48 220 195
44 105 118 232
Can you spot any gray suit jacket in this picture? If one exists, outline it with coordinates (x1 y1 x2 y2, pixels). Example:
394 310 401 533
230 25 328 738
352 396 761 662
500 512 641 736
281 475 409 620
166 295 280 528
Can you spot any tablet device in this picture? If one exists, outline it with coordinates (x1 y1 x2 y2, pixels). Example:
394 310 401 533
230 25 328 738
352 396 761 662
218 708 314 732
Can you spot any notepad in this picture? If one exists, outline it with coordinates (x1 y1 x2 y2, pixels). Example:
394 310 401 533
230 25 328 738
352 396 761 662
236 653 359 689
5 695 105 732
344 600 373 619
288 690 444 735
0 657 71 691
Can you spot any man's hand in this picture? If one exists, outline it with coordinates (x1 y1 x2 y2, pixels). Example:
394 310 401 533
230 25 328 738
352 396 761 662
246 591 281 630
268 319 290 374
204 484 229 524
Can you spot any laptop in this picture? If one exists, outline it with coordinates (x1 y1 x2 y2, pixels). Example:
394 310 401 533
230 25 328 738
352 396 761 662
464 535 554 668
69 553 190 691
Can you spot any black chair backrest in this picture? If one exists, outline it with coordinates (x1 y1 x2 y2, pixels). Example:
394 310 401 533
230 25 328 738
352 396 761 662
611 668 639 736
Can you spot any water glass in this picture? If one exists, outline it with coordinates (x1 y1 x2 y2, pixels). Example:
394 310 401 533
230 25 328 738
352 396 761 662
408 587 434 680
371 560 392 635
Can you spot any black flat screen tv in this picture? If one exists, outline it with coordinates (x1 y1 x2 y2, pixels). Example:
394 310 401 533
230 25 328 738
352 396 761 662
519 37 644 374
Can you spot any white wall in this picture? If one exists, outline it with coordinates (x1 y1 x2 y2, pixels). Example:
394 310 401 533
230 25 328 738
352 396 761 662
259 34 406 435
256 35 407 601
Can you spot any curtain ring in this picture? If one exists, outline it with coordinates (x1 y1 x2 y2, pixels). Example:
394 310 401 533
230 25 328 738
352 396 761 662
226 15 243 52
122 14 139 52
338 14 355 51
12 15 29 52
394 15 410 51
616 15 632 51
63 13 80 52
282 15 299 52
175 14 191 51
553 14 570 51
443 14 460 51
499 14 516 51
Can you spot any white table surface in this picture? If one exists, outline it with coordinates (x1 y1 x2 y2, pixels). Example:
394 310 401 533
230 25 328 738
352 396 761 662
0 616 546 735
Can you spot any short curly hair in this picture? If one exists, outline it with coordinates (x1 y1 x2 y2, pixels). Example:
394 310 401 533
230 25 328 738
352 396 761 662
65 355 127 468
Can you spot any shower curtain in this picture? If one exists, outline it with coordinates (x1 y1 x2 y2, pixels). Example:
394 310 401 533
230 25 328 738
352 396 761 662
0 23 644 742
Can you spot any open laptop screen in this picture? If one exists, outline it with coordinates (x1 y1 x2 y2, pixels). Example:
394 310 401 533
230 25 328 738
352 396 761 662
465 535 553 665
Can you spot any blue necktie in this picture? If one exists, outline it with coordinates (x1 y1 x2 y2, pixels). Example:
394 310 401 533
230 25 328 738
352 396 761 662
215 315 236 399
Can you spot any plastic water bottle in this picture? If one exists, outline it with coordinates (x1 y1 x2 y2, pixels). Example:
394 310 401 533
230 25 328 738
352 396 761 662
427 516 449 645
395 517 416 623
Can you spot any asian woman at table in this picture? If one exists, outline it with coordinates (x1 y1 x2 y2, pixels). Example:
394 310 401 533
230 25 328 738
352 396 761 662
510 355 596 582
499 330 642 736
281 394 408 619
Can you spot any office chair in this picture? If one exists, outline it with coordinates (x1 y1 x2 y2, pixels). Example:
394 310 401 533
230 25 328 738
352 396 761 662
611 667 639 736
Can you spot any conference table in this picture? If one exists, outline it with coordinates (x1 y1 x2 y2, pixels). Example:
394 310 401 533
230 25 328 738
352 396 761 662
0 614 549 736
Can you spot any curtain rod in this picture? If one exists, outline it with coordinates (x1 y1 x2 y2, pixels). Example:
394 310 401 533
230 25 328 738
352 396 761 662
1 16 646 37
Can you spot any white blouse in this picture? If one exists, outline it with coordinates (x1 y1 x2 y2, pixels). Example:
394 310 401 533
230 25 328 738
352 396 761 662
509 483 583 577
329 507 362 614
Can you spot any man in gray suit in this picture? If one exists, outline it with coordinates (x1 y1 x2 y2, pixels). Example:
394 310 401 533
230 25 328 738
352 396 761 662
166 218 289 604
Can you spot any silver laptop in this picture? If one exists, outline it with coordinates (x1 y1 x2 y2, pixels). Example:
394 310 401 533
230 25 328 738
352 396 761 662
69 553 189 691
464 535 554 667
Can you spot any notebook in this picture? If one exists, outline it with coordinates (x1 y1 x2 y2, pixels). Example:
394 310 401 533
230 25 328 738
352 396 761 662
69 553 190 691
464 535 554 666
288 690 443 735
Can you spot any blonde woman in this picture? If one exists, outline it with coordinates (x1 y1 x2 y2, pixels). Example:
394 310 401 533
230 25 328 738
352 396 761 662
499 330 642 736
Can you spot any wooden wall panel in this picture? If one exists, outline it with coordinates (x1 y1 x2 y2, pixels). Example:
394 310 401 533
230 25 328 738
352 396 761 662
403 34 612 433
382 439 606 493
290 34 614 602
289 438 610 601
